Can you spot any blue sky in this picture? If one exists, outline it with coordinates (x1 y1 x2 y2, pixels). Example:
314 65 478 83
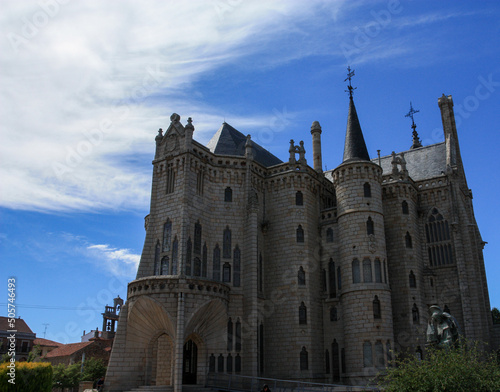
1 0 499 344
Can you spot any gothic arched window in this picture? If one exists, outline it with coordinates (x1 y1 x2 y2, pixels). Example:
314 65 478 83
296 225 304 243
402 200 409 215
409 270 416 288
223 226 232 258
296 191 303 206
160 256 169 275
213 244 221 281
373 295 381 319
233 246 241 287
425 208 453 266
235 354 241 373
298 266 306 286
162 219 172 252
352 259 361 283
374 259 382 283
405 232 413 248
225 187 232 202
367 217 374 235
300 347 308 370
299 302 307 324
363 258 373 283
217 354 224 372
227 354 233 373
364 182 371 197
223 262 231 283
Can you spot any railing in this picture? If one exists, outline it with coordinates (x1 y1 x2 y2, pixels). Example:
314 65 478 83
205 373 380 392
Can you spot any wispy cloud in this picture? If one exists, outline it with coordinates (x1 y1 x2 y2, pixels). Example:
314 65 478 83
86 244 140 278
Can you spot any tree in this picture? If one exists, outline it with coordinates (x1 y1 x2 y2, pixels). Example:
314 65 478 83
81 357 106 383
379 342 500 392
27 344 41 362
492 307 500 325
52 363 81 389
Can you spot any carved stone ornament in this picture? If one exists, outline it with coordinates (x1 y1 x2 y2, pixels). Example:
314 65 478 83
368 234 377 253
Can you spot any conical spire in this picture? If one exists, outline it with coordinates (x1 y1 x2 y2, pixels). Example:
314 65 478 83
342 96 370 163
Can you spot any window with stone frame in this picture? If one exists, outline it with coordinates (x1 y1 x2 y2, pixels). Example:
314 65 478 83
296 225 304 243
193 257 201 277
213 244 221 281
326 227 334 243
166 165 175 194
373 295 381 319
364 182 371 197
162 219 172 252
299 302 307 324
186 237 192 276
363 258 373 283
194 221 202 254
223 262 231 283
405 231 413 248
300 347 308 370
227 353 233 373
298 266 306 286
352 259 361 283
160 256 169 275
223 226 232 258
225 187 232 202
235 354 241 373
409 270 416 288
425 208 453 266
172 237 178 274
233 246 241 287
402 200 409 214
217 354 224 372
367 216 374 235
374 259 382 283
209 354 216 372
363 342 373 367
296 191 303 206
196 170 204 195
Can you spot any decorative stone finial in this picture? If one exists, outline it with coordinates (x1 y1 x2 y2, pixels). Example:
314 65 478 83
185 117 194 130
311 121 322 133
155 128 163 144
170 113 180 123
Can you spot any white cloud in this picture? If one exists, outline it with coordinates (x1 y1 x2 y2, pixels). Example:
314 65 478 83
86 244 140 278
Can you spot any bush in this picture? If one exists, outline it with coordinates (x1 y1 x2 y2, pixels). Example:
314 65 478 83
52 363 80 389
379 342 500 392
0 361 52 392
81 357 106 384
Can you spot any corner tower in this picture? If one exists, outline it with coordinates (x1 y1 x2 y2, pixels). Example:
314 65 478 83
332 69 394 384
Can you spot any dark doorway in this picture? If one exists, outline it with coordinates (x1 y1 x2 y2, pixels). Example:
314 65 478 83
183 340 198 384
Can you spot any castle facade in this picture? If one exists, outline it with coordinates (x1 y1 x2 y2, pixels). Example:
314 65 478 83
105 94 493 392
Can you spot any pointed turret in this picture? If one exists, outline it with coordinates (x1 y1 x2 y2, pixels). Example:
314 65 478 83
342 96 370 163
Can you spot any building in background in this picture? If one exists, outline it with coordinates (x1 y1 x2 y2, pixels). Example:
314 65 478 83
0 316 36 362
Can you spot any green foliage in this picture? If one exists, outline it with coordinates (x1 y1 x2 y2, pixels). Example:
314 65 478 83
0 362 52 392
380 342 500 392
52 363 81 389
81 357 106 383
492 307 500 324
27 345 41 362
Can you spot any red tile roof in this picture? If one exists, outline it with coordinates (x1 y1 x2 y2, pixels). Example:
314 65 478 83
34 338 61 347
45 341 93 358
0 317 34 334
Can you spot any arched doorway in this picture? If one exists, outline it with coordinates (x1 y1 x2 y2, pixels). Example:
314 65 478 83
183 339 198 384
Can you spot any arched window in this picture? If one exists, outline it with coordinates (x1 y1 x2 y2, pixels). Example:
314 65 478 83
163 219 172 252
299 302 307 324
330 306 338 321
373 295 381 319
161 256 169 275
202 243 207 277
233 246 241 287
352 259 361 283
409 270 416 288
235 354 241 373
300 347 308 370
235 319 241 352
296 191 303 206
363 258 372 283
166 165 175 194
405 232 413 248
194 221 202 254
364 182 371 197
213 244 221 281
374 259 382 283
226 354 233 373
227 318 233 351
172 237 178 274
225 187 232 202
367 216 374 235
209 354 216 372
296 225 304 243
193 257 201 277
337 266 342 290
328 259 336 298
326 227 334 243
223 262 231 283
412 304 419 324
217 354 224 372
186 237 192 276
375 341 384 367
425 208 453 266
223 226 231 258
363 342 373 367
298 266 306 286
154 241 161 276
402 200 409 214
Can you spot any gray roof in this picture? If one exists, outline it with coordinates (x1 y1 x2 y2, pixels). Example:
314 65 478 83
207 122 282 167
374 142 447 182
343 97 370 163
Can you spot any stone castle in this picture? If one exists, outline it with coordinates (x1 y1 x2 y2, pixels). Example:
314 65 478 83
105 92 493 392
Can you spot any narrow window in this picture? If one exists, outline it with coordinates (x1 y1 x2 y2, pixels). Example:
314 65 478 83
363 258 373 283
193 257 201 277
332 339 340 381
352 259 361 283
326 227 334 243
296 191 303 206
296 225 304 243
172 237 178 274
227 354 233 373
299 302 307 324
162 219 172 252
194 221 202 254
367 217 374 235
223 262 231 283
328 259 336 298
412 304 419 324
402 200 409 214
363 342 373 367
364 182 371 197
233 247 241 287
405 232 413 248
298 266 306 285
409 270 416 288
375 341 384 367
341 348 346 373
330 306 338 321
373 295 381 319
325 349 330 374
161 256 169 275
166 166 175 194
235 354 241 373
426 208 453 266
223 226 231 258
337 266 342 290
235 319 241 352
202 243 207 277
300 347 308 370
227 318 233 351
374 259 382 283
154 241 161 276
217 354 224 372
225 187 232 202
213 245 221 281
186 237 192 276
209 354 216 372
196 170 204 195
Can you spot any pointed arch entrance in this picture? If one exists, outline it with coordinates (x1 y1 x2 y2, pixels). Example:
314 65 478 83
183 339 198 384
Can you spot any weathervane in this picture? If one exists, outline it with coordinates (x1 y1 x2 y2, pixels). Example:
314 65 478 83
344 66 357 98
405 101 422 149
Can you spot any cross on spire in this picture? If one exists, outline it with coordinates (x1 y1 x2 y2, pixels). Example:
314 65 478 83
405 101 422 149
405 101 420 127
344 66 357 98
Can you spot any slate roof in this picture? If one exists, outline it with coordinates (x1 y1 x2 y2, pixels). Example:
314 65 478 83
33 338 61 348
374 142 447 182
207 122 282 167
45 341 93 358
343 97 370 163
0 317 34 334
